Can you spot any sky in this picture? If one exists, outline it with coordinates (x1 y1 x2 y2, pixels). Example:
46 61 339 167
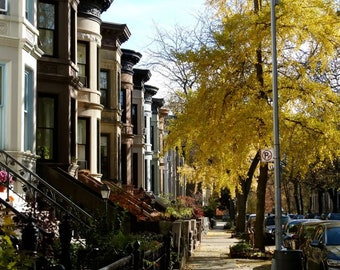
101 0 207 97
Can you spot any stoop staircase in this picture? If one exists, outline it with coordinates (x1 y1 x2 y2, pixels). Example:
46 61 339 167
0 150 163 228
0 150 94 231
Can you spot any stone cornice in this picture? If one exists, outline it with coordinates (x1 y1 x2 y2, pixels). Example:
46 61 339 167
78 0 114 23
133 68 152 90
101 22 130 49
121 49 142 75
152 98 165 113
145 85 159 98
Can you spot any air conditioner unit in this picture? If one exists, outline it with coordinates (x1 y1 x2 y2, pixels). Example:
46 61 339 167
0 0 8 12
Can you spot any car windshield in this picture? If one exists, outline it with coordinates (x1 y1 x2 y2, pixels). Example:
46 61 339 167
265 216 275 226
265 216 289 226
326 227 340 245
287 222 301 233
304 225 318 239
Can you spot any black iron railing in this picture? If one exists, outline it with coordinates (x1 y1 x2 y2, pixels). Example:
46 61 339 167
0 150 93 229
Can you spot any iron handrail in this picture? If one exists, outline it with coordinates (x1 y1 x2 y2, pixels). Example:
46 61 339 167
0 150 93 228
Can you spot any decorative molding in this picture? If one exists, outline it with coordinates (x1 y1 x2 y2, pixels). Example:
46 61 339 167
78 91 90 102
25 27 35 45
77 31 102 45
0 22 8 35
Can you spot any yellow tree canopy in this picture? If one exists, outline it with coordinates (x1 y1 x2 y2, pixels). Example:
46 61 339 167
165 0 340 193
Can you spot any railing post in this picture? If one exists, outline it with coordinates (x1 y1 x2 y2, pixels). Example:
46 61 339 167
59 214 72 269
164 231 172 269
22 215 39 253
133 240 143 270
21 215 39 269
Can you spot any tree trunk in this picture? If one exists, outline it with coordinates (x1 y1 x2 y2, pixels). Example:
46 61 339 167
293 180 301 214
254 163 268 251
318 188 323 214
235 151 260 233
283 176 291 213
299 182 304 215
235 189 246 233
328 188 338 212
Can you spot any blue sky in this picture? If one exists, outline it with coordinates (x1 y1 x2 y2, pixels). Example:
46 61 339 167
101 0 206 52
101 1 207 96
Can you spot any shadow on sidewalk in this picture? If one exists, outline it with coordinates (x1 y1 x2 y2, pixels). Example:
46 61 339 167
184 221 272 270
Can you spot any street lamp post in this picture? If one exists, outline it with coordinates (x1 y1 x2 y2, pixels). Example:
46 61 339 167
100 183 111 216
270 0 282 252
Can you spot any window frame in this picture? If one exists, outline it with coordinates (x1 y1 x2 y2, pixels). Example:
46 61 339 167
0 64 5 149
24 68 34 151
25 0 34 24
100 134 109 179
132 104 138 134
38 0 58 57
37 94 57 160
77 117 90 169
100 69 109 107
77 41 89 87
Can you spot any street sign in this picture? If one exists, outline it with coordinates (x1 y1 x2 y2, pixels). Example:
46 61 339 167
261 149 274 162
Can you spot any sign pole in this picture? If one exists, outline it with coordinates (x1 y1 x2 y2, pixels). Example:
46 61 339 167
270 0 282 253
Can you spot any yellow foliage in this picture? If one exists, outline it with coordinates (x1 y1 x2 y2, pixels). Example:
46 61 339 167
165 0 340 195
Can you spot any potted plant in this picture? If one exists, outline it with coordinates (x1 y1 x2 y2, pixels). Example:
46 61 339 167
0 170 13 192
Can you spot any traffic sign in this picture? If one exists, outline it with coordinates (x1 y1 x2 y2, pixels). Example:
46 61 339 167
261 149 274 162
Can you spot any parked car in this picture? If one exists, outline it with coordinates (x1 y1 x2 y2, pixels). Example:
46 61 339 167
304 221 340 270
264 214 291 245
295 220 323 251
283 219 310 249
289 214 305 219
326 213 340 220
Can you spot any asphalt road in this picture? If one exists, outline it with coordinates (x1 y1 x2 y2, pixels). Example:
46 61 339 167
184 221 273 270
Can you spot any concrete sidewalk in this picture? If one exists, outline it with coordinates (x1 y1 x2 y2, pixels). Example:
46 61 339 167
184 221 272 270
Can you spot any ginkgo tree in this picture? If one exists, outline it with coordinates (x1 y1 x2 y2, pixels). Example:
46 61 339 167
162 0 340 250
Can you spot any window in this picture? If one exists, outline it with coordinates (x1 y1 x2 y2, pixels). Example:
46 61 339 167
120 89 126 122
24 69 33 151
101 135 109 179
38 1 57 56
0 64 3 106
0 64 4 148
117 72 121 107
151 125 155 150
78 118 89 169
132 104 137 134
132 153 138 188
0 0 8 13
77 42 89 87
37 95 56 160
144 116 147 141
26 0 34 24
70 8 76 63
100 70 109 107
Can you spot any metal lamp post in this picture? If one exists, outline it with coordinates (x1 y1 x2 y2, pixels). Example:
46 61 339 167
270 0 282 252
100 183 111 216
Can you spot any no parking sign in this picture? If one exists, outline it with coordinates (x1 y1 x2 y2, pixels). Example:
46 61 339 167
261 149 274 162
